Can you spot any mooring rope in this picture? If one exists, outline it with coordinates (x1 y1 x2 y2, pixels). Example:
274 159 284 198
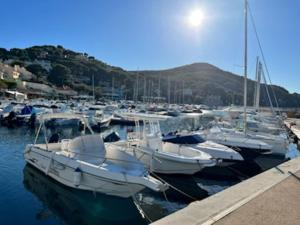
150 172 197 201
122 173 153 223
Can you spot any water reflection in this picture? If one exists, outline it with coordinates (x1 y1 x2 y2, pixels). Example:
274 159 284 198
23 164 147 225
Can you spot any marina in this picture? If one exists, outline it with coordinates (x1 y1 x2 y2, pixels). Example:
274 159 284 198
0 97 299 225
1 0 300 224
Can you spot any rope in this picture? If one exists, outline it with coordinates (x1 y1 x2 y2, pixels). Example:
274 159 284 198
288 171 300 182
247 3 281 115
261 69 275 115
122 173 153 223
162 188 175 212
150 172 197 201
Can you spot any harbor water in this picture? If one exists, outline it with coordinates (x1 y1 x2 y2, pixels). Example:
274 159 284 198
0 124 288 225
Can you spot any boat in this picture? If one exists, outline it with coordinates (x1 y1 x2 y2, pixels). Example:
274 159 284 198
23 164 147 225
24 113 167 198
107 113 217 175
162 132 244 166
199 127 273 160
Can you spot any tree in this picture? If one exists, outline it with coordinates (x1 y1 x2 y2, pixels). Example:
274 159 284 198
48 64 71 86
0 48 9 60
26 64 48 77
10 60 25 67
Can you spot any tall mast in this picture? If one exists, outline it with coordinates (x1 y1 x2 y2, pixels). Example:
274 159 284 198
136 72 139 101
255 61 262 111
182 80 184 104
158 74 161 99
92 74 95 100
254 56 259 108
168 75 170 104
243 0 248 134
111 76 114 100
143 76 146 103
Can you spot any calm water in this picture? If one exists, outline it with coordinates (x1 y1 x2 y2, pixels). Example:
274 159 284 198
0 125 286 225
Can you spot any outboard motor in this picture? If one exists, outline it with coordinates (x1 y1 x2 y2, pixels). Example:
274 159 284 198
103 131 121 142
49 133 60 143
6 111 17 128
28 113 37 128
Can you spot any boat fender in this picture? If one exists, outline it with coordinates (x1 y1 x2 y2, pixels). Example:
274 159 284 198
74 167 82 186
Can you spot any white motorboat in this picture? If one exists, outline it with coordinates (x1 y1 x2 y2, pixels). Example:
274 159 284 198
107 113 217 175
24 113 167 198
207 123 289 156
199 127 273 160
162 132 244 166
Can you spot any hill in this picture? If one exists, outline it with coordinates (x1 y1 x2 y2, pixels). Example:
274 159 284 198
0 45 136 98
140 63 300 107
0 45 299 107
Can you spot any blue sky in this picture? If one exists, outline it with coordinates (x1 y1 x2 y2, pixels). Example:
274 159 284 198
1 0 299 93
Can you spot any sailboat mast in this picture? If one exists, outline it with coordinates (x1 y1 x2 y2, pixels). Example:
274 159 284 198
243 0 248 134
92 74 95 100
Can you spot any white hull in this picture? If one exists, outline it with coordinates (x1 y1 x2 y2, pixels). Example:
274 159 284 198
136 149 208 175
191 141 244 166
107 142 216 175
24 146 164 198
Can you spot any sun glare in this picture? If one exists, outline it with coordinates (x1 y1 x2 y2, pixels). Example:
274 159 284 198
187 9 204 28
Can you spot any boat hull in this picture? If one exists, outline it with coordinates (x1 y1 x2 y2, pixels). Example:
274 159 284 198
132 149 211 175
24 148 147 198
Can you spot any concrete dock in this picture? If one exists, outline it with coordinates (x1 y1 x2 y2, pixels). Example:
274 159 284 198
284 118 300 139
152 156 300 225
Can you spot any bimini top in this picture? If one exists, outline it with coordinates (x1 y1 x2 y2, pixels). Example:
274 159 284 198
121 112 171 121
40 112 87 121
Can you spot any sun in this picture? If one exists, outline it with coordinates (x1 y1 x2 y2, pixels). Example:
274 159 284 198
187 9 204 28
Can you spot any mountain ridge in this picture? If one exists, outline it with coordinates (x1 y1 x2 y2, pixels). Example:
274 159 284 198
0 45 299 107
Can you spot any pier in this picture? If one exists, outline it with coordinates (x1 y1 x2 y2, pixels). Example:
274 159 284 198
284 118 300 140
151 156 300 225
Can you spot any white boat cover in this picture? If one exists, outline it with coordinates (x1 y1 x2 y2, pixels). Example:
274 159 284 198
68 135 106 163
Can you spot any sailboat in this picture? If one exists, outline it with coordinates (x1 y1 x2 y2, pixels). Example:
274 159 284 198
198 0 282 160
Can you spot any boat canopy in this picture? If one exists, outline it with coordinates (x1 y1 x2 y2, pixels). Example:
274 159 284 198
121 112 171 121
40 113 87 121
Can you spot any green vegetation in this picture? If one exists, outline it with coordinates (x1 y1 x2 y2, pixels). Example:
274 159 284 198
25 64 48 77
0 79 17 89
0 45 299 107
48 64 71 86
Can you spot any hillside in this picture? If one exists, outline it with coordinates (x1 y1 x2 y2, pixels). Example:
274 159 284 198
139 63 300 107
0 45 299 107
0 45 136 98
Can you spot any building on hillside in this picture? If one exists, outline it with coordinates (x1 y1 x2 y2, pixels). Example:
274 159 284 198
3 90 27 100
12 65 20 79
21 81 53 94
0 62 33 80
56 86 78 98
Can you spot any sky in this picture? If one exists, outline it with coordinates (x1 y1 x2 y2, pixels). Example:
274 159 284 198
1 0 299 93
